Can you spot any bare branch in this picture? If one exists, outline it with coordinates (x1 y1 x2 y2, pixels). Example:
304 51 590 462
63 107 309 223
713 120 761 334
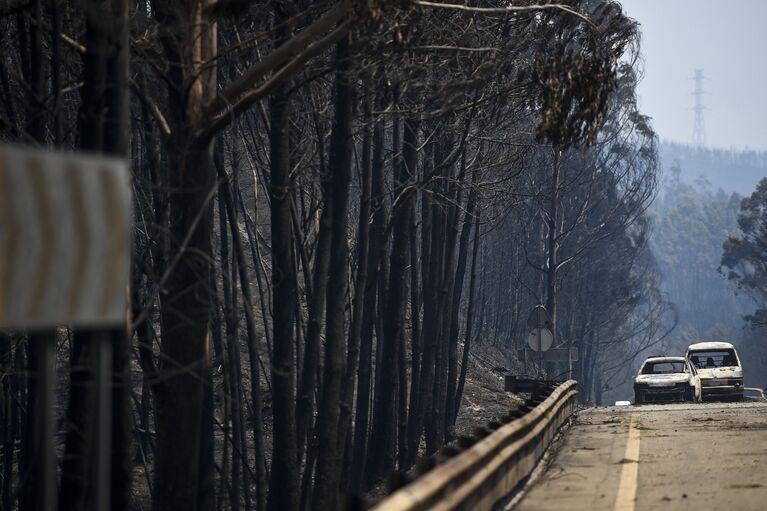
200 17 352 142
415 1 596 27
204 1 347 119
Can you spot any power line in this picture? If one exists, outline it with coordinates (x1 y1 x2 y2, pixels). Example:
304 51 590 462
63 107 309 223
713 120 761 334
692 69 706 147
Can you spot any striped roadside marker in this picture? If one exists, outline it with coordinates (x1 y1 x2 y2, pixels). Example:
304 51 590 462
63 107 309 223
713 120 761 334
0 145 130 329
0 144 130 511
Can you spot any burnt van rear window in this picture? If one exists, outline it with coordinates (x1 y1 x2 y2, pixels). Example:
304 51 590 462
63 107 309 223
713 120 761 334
688 349 738 369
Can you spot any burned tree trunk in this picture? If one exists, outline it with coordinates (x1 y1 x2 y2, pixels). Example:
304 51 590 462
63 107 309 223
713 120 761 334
312 38 354 511
349 94 386 492
266 25 299 511
368 116 419 477
545 151 561 349
338 78 373 490
454 202 481 422
59 2 131 510
445 170 478 431
151 3 218 510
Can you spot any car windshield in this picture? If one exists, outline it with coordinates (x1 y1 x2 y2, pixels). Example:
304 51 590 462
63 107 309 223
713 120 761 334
641 361 685 374
688 349 738 369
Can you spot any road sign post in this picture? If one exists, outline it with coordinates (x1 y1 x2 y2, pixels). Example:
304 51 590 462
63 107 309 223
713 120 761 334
29 333 56 511
526 305 553 377
0 145 130 511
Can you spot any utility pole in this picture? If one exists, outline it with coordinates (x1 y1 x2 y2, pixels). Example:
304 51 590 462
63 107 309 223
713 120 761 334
692 69 706 147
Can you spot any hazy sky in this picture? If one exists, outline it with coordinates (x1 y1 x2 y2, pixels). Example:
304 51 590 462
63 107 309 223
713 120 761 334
618 0 767 151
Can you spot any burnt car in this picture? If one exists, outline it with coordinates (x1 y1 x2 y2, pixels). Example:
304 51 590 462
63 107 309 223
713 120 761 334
633 356 701 405
686 342 743 401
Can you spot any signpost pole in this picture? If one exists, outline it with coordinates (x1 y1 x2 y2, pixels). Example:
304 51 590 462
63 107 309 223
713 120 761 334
30 334 56 511
526 305 553 379
94 332 113 511
538 327 544 377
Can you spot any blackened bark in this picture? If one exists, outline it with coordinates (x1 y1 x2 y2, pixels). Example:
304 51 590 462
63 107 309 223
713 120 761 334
454 204 481 420
406 142 436 464
445 173 478 431
434 149 461 445
367 116 401 482
217 169 240 511
22 0 47 142
312 38 353 511
396 291 409 468
59 333 98 511
403 206 421 468
154 143 215 511
398 123 421 469
49 0 63 143
12 7 54 511
62 1 128 510
152 3 217 510
369 117 419 478
423 143 448 454
105 2 132 508
1 334 12 510
338 79 373 490
546 151 561 351
215 143 268 511
296 170 332 465
266 63 299 511
349 99 386 493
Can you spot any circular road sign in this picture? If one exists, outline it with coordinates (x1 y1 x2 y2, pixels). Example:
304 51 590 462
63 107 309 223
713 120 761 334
527 328 554 352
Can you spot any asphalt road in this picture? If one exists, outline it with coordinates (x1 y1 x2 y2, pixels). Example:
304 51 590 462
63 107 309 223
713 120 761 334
513 401 767 511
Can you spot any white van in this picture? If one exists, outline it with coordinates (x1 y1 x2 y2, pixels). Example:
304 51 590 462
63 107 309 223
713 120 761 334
685 342 743 401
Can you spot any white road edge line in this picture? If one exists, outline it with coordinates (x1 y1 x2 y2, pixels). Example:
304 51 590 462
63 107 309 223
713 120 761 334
614 413 641 511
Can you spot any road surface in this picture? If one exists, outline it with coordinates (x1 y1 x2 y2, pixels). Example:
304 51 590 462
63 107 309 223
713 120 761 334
513 402 767 511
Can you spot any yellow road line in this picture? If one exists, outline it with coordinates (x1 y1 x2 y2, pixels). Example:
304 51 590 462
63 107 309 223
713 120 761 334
614 413 641 511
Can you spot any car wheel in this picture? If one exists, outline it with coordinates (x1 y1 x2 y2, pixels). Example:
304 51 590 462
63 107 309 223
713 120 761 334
684 387 693 402
634 390 642 405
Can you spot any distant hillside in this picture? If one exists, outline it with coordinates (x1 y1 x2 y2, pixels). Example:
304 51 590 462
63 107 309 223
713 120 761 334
659 141 767 195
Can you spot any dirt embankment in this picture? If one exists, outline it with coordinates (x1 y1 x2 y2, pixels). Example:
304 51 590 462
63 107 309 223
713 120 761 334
454 344 524 437
364 344 525 503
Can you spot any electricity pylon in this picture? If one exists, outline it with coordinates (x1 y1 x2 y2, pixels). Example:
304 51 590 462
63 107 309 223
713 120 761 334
692 69 706 147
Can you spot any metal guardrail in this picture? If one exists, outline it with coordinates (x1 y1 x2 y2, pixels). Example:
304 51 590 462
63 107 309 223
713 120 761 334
371 380 578 511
